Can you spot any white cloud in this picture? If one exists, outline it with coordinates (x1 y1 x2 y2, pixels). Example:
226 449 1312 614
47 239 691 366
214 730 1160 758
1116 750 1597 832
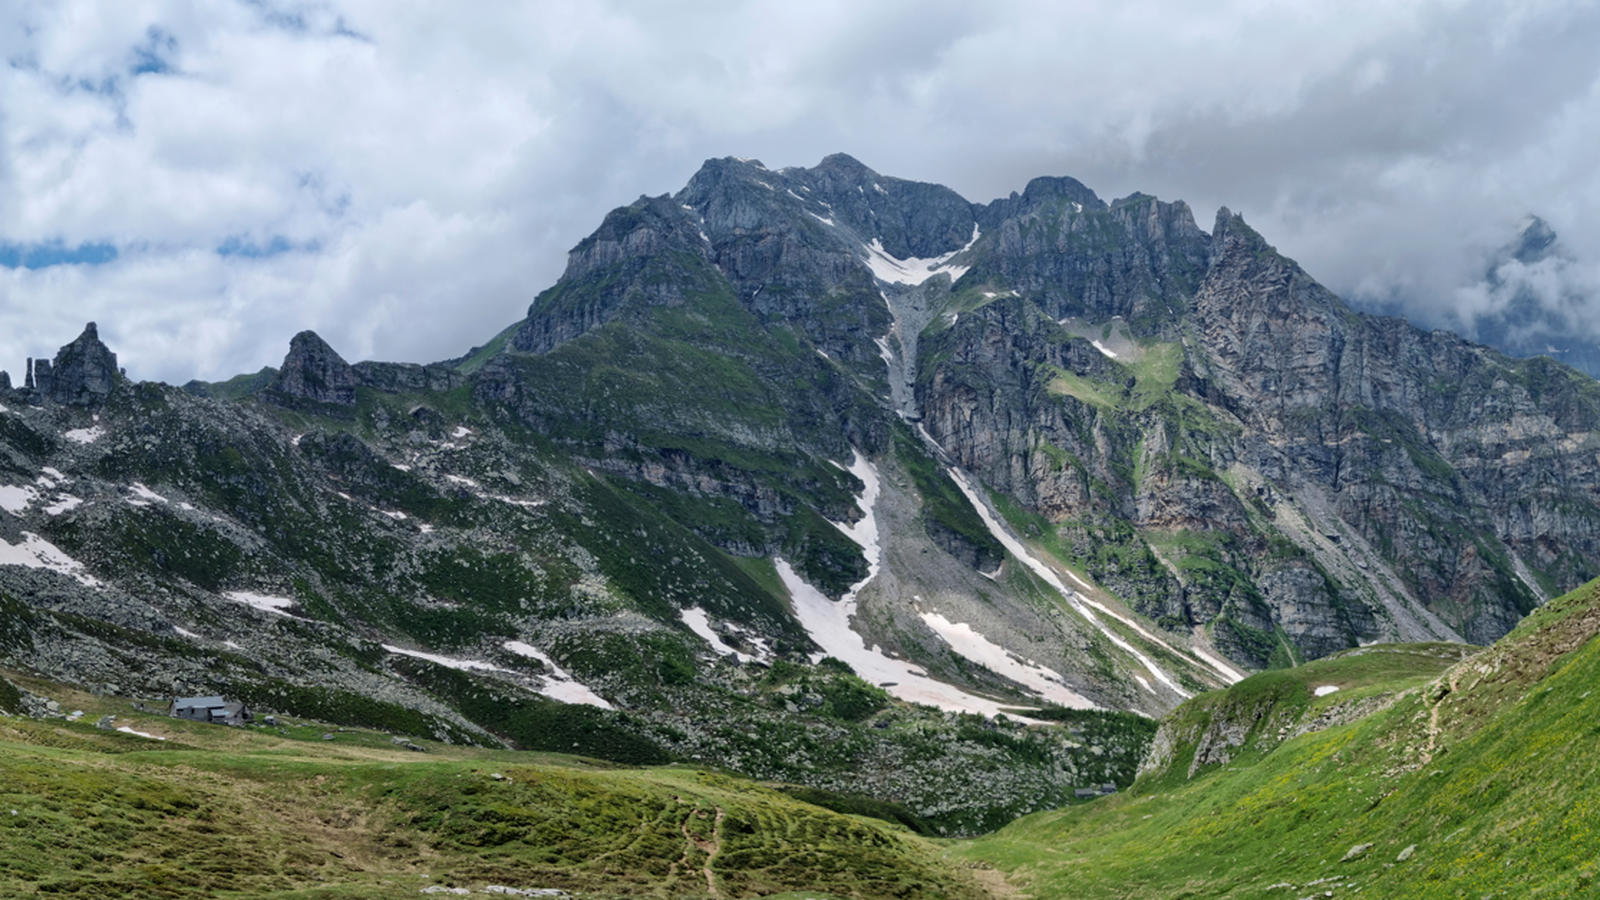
1 0 1598 383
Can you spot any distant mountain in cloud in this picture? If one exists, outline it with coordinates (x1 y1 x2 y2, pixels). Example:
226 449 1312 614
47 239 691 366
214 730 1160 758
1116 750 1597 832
1355 214 1600 380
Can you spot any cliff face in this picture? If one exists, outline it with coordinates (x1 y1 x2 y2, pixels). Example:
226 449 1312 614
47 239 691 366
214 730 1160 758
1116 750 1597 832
914 196 1600 662
1188 214 1598 645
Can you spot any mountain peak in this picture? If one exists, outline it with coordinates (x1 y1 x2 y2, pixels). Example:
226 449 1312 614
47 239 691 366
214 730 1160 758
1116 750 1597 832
42 320 122 407
815 152 877 176
1507 214 1560 266
267 330 357 407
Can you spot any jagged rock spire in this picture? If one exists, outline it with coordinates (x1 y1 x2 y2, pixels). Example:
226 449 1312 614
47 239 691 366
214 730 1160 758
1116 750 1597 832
48 321 121 407
267 330 357 406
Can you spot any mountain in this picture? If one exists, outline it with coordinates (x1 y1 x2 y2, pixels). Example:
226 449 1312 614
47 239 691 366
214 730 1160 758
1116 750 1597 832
1457 215 1600 379
5 154 1600 835
959 575 1600 898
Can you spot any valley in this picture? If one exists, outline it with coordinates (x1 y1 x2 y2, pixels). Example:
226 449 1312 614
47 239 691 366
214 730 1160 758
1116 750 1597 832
4 152 1600 896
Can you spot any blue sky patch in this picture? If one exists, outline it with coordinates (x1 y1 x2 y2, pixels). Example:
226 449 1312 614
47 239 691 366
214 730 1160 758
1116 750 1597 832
216 234 308 258
132 26 178 76
0 241 118 269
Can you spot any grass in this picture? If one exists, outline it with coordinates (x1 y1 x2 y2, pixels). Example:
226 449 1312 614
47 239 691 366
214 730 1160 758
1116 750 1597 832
954 578 1600 898
1044 366 1123 409
0 679 994 900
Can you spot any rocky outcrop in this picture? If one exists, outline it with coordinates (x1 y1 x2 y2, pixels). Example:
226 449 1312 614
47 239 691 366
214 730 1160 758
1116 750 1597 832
351 361 466 394
964 188 1212 335
46 322 122 407
510 194 722 355
2 323 124 408
266 331 358 407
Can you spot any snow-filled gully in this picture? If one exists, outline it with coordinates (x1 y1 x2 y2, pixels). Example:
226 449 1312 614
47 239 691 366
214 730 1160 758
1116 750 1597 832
942 466 1188 697
861 225 980 286
778 450 1096 716
939 460 1246 692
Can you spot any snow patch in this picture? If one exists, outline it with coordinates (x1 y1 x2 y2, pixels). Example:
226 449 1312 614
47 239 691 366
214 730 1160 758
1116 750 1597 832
0 485 36 514
384 644 509 673
489 494 544 508
829 451 883 594
43 495 82 516
861 225 979 286
680 607 769 664
224 591 298 617
444 474 480 488
116 726 165 741
381 510 408 520
174 627 201 639
63 426 103 444
780 561 1038 717
918 611 1094 708
1091 340 1118 359
451 426 473 439
782 451 1067 716
419 524 435 534
1313 684 1341 697
502 641 614 709
807 211 835 226
1191 648 1249 684
392 464 412 472
41 468 67 482
0 533 98 586
129 483 168 504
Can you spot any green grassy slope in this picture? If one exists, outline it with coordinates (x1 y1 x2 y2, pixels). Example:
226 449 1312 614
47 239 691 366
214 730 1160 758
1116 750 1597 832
957 578 1600 898
0 683 991 900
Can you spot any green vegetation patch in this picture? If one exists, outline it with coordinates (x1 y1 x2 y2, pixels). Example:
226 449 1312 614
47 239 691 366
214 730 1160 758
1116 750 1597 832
955 580 1600 898
776 784 936 836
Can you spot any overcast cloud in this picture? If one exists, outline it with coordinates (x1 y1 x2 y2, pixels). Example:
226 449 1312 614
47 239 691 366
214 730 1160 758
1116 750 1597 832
3 0 1599 383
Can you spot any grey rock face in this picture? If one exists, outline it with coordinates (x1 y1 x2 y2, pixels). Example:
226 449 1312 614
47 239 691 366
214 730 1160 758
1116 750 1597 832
511 194 720 355
351 361 466 394
32 359 53 399
46 322 121 407
267 331 358 406
965 189 1211 336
